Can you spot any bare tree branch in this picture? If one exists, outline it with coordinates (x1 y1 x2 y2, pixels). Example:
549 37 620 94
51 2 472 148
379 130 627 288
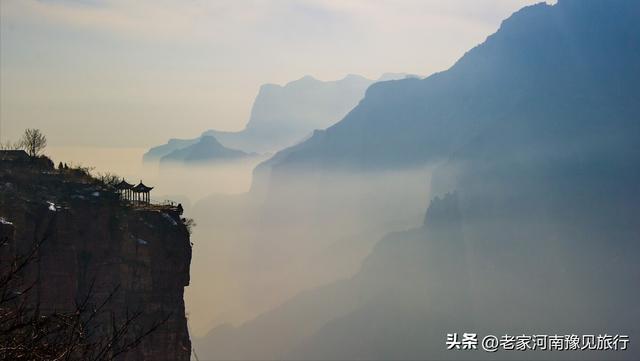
19 129 47 157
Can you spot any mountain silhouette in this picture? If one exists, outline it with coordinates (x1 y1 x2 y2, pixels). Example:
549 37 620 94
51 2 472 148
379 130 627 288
259 0 640 174
159 135 250 164
144 73 413 163
143 138 199 163
195 1 640 359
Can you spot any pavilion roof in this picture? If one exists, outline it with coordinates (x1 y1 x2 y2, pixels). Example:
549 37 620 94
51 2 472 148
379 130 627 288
116 179 134 189
133 181 153 192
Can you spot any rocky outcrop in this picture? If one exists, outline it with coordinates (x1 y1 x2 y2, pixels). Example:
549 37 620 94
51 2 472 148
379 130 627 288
0 158 192 360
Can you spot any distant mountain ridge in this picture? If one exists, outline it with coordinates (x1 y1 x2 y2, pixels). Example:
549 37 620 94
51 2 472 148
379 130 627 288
258 0 640 175
144 138 199 163
195 0 640 359
159 135 251 165
143 73 416 163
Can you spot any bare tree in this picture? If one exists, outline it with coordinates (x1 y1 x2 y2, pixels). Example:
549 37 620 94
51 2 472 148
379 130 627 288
0 235 169 360
19 129 47 157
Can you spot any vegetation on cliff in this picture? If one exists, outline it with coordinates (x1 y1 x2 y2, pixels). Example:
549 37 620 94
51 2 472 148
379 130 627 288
0 145 193 360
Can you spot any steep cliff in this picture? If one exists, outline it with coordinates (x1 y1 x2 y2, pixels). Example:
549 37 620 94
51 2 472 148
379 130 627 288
258 0 640 174
0 155 192 360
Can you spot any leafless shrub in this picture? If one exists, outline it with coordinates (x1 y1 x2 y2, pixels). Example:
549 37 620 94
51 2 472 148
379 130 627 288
182 218 196 234
97 172 121 187
0 236 169 360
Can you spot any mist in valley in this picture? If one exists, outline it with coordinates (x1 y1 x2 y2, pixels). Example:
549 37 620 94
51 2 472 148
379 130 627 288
186 166 437 335
47 146 266 204
46 146 438 340
5 0 640 360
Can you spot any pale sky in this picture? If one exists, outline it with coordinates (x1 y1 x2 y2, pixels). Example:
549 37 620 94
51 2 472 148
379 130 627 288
0 0 542 147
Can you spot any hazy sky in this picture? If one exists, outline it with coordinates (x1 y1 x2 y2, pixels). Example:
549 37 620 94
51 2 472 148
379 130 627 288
1 0 542 147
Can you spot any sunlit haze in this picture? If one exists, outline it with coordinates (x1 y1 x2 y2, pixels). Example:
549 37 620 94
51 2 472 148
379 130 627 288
1 0 539 147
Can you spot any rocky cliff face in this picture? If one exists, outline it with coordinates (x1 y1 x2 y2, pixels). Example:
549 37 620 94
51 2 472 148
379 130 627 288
0 157 192 360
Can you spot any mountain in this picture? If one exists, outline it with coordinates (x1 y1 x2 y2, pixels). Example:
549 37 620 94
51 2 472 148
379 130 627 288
258 0 640 175
143 138 199 163
0 153 193 360
194 1 640 359
143 73 414 163
159 135 251 164
205 74 374 153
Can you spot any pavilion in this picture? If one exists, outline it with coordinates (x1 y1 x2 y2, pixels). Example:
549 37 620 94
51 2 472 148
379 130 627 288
116 179 154 205
116 179 134 200
132 181 154 204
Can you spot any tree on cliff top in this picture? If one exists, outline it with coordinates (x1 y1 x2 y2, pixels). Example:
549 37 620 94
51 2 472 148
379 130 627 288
19 128 47 157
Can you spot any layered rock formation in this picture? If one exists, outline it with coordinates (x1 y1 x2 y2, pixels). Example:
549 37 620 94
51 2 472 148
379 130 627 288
0 156 192 360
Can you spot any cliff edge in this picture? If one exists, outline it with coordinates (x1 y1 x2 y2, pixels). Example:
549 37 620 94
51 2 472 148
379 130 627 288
0 154 192 360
